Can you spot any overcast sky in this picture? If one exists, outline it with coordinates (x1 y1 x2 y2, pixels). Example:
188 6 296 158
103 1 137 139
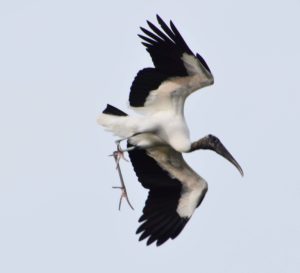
1 1 300 272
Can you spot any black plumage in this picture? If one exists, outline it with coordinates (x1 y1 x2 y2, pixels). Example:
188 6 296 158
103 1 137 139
129 68 168 107
102 104 127 116
128 143 189 246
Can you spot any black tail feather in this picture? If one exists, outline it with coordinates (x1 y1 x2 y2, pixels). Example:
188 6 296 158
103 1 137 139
102 104 127 116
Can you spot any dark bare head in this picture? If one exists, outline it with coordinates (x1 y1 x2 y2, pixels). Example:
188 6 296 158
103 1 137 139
190 134 244 176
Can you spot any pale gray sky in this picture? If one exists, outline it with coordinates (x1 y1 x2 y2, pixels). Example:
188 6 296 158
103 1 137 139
0 1 300 272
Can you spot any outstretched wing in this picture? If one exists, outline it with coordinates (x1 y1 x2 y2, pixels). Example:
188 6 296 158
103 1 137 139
129 15 214 113
128 143 208 246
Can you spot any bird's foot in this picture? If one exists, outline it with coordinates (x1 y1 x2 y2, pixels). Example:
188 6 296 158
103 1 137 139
112 185 134 210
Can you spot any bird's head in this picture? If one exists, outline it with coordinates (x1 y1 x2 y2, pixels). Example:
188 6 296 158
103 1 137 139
190 134 244 176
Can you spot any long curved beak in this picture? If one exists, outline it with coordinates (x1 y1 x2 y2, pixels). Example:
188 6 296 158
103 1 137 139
214 142 244 176
190 135 244 176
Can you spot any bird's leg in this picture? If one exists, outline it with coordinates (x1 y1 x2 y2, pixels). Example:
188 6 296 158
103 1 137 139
114 142 129 165
109 135 139 209
113 137 131 163
111 151 134 210
111 142 136 167
113 136 137 166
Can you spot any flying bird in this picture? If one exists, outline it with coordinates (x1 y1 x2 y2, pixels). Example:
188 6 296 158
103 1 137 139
97 15 243 246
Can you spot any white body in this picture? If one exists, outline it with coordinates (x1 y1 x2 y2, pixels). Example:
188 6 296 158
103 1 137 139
98 72 213 153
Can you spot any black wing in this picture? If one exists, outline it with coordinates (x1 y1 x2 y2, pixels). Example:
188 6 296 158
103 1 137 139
128 144 189 246
139 15 211 75
139 15 192 76
129 15 212 108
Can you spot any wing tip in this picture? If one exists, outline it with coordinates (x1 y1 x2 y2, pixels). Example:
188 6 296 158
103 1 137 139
136 211 189 246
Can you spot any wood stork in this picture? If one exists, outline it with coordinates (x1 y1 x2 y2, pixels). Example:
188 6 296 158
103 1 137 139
97 16 243 246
